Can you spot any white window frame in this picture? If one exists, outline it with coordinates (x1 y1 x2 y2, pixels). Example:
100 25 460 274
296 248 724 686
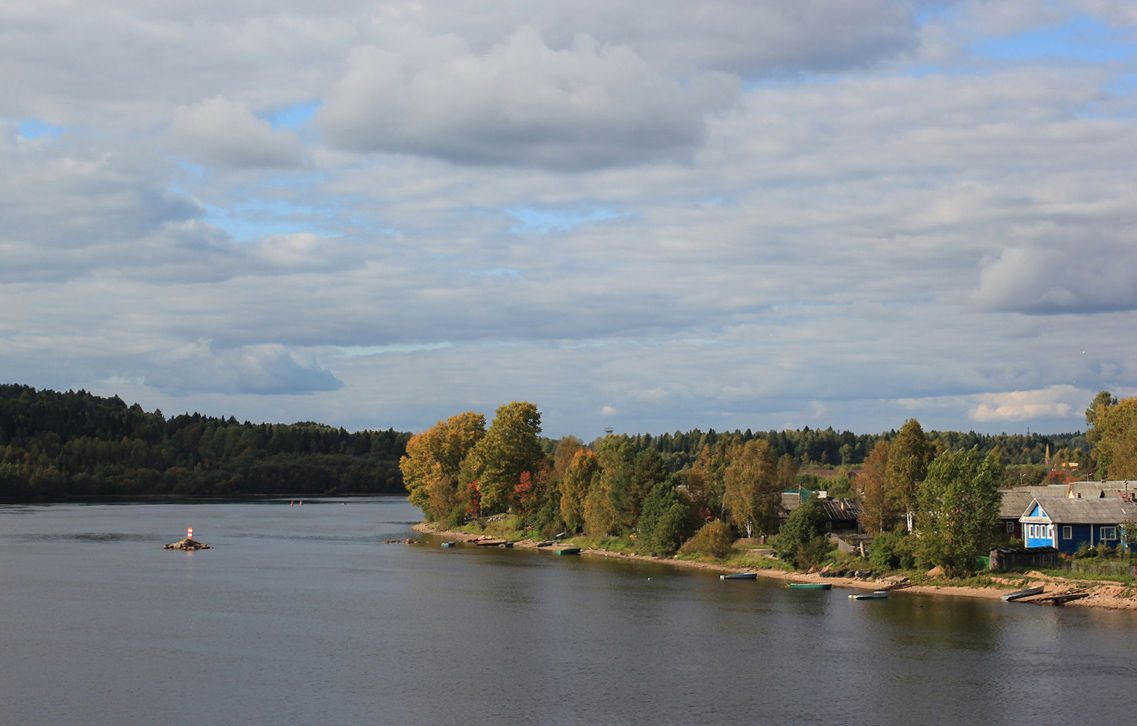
1101 526 1118 541
1062 525 1072 540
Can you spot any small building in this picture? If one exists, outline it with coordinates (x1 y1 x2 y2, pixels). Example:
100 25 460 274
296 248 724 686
989 546 1060 572
1019 497 1137 554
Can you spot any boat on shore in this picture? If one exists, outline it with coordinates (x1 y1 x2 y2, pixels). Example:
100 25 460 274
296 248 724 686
849 591 889 600
555 547 581 556
1001 585 1045 602
441 541 456 548
788 582 832 590
720 572 758 580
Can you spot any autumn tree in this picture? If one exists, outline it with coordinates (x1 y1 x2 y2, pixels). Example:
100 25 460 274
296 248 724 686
1088 396 1137 480
461 401 547 515
775 453 799 491
857 440 892 534
886 419 934 530
560 449 599 533
721 439 782 538
399 411 486 522
914 449 1002 573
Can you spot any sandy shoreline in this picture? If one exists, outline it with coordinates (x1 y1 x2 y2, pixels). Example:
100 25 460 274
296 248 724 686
412 522 1137 611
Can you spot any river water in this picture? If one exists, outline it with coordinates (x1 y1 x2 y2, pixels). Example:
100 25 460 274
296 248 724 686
2 497 1135 725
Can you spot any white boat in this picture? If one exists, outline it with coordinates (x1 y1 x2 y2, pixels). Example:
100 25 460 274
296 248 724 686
848 591 889 600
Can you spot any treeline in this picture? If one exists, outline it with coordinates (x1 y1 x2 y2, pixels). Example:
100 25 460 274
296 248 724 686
405 402 1109 573
565 427 1089 472
0 384 410 498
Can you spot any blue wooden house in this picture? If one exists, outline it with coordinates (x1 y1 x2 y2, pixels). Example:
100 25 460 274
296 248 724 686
1020 498 1137 554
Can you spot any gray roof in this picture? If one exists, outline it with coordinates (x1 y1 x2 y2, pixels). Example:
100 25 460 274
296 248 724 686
1020 497 1137 525
998 485 1070 518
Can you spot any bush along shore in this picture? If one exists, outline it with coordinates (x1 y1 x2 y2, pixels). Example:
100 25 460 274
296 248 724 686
412 517 1137 611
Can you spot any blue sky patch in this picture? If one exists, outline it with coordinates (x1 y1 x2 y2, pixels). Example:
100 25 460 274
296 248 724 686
18 119 69 139
260 101 320 130
972 17 1134 62
506 205 621 234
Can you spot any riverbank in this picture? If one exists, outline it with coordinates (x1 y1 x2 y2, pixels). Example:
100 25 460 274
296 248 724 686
413 522 1137 611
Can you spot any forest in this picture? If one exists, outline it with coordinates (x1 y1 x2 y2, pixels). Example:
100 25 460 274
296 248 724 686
0 383 1092 503
0 384 409 499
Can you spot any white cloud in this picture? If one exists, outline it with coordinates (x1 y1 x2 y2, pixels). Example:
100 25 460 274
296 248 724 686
169 96 306 168
969 385 1087 423
316 26 738 169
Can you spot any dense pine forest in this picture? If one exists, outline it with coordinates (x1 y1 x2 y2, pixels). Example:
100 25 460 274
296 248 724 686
0 384 1090 500
0 384 410 499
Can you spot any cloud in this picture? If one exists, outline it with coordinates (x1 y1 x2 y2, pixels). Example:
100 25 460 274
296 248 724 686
969 385 1087 423
316 27 738 170
169 96 306 168
144 340 343 395
972 244 1137 315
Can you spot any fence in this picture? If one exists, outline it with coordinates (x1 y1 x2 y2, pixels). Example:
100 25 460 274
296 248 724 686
1064 558 1137 579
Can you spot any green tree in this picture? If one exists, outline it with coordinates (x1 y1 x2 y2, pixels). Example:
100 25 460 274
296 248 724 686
462 401 547 515
914 449 1002 573
886 419 934 530
721 439 781 538
637 479 691 556
775 494 829 568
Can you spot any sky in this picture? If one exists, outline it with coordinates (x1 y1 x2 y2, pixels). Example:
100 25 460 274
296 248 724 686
2 0 1136 440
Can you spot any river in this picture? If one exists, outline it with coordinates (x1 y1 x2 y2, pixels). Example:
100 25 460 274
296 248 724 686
1 497 1134 725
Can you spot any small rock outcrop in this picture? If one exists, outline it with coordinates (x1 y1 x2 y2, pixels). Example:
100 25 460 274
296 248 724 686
164 538 212 550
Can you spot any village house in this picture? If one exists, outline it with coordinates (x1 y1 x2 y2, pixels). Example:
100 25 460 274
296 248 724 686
1019 497 1137 554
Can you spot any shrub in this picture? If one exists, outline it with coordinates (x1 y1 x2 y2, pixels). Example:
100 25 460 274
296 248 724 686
775 495 827 564
795 535 833 570
680 520 734 559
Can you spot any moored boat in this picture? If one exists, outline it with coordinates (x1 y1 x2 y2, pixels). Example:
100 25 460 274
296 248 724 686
788 582 832 590
848 591 889 600
1001 585 1045 602
555 547 581 556
440 541 456 548
720 572 758 580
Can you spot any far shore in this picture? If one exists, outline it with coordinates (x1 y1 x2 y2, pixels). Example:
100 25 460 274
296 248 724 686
412 522 1137 611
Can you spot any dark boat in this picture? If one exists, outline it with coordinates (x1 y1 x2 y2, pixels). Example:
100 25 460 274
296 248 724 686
441 541 456 548
788 582 832 590
555 547 582 556
848 591 889 600
719 572 758 580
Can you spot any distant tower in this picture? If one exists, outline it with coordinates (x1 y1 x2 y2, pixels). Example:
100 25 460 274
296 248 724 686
604 427 614 436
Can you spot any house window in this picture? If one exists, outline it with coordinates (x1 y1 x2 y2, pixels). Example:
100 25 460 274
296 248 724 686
1062 526 1072 540
1101 526 1118 541
1006 521 1014 533
1047 525 1053 539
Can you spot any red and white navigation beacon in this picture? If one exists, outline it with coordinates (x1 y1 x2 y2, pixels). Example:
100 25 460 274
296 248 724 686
187 527 193 540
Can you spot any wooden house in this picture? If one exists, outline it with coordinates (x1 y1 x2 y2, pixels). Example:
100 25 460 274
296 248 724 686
1019 497 1137 554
